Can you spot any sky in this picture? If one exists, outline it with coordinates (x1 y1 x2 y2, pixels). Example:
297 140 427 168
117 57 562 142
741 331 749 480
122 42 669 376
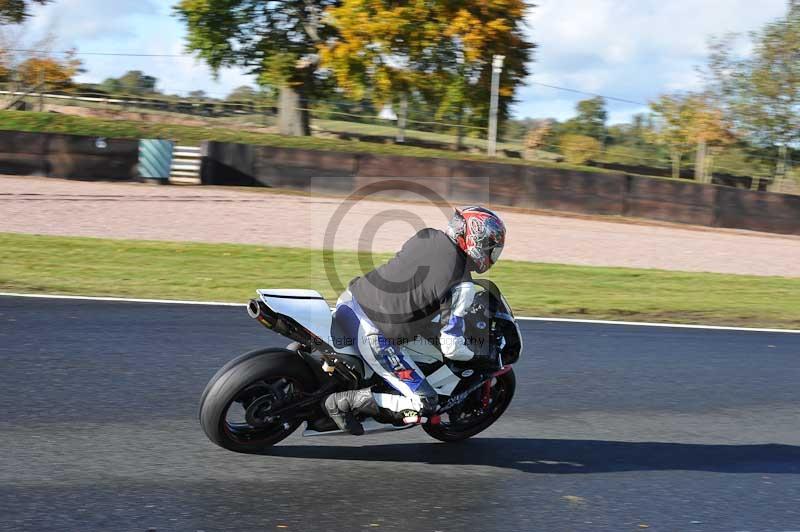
17 0 791 124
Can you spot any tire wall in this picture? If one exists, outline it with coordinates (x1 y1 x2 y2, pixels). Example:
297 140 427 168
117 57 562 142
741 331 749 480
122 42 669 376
0 130 138 180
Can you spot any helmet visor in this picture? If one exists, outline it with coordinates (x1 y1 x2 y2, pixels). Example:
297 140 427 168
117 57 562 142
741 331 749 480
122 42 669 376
490 244 504 264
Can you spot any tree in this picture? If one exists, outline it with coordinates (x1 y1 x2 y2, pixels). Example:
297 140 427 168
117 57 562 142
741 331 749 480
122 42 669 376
319 0 533 139
188 89 208 100
226 85 256 101
523 119 552 160
706 1 800 178
101 70 158 95
175 0 340 136
647 93 733 181
119 70 157 94
647 95 694 179
16 53 82 89
0 0 50 24
561 97 607 141
683 94 735 182
560 134 601 165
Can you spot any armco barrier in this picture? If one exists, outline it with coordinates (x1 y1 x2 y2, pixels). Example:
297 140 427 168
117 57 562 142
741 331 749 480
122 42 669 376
198 142 800 236
0 130 138 180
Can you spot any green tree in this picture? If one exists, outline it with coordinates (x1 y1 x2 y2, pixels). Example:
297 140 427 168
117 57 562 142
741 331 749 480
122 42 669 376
706 0 800 177
561 97 607 141
101 70 158 95
646 95 694 179
226 85 256 101
560 134 601 165
175 0 339 136
0 0 49 24
607 113 651 147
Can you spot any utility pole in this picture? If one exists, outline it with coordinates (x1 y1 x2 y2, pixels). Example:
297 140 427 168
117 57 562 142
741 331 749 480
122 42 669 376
487 54 505 157
396 93 407 143
38 68 45 112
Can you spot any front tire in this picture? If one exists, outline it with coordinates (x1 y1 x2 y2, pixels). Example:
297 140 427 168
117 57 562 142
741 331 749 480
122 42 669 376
200 348 318 453
423 369 516 443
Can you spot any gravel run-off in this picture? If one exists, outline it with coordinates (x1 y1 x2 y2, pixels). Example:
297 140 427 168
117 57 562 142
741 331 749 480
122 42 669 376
1 175 799 277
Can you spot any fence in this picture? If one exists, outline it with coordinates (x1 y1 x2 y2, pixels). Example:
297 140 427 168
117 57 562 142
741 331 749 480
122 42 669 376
3 87 799 193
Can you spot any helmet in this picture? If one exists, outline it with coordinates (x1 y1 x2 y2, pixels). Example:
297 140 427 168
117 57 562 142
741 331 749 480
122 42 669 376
446 206 506 273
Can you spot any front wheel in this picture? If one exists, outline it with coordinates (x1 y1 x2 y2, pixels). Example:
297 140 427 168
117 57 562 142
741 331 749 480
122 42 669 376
199 349 318 453
423 369 516 443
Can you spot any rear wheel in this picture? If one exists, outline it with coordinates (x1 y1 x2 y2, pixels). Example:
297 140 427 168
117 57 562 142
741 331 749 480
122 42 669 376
199 349 318 453
423 369 515 443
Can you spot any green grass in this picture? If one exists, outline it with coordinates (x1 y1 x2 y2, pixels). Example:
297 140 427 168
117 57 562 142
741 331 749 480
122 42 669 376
0 110 604 172
2 232 799 329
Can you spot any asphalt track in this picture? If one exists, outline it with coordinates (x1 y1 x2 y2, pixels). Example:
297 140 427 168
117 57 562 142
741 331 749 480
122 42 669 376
1 296 799 532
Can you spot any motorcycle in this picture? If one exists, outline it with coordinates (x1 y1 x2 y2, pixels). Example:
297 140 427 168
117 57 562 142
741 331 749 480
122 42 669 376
199 279 522 453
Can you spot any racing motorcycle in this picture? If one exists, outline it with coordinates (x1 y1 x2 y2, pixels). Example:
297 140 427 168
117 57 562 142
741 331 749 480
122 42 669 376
199 280 522 454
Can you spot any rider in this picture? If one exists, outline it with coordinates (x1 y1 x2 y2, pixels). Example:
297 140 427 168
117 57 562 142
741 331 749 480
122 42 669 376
324 206 507 435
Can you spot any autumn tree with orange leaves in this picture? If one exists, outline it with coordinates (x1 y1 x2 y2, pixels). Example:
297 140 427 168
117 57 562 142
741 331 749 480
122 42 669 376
177 0 533 137
16 53 82 89
648 92 734 182
320 0 533 139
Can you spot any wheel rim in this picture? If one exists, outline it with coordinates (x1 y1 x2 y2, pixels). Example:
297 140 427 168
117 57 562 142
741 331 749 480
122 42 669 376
221 376 304 444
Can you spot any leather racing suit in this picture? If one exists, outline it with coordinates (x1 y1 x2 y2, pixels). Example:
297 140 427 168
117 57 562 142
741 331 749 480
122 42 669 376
332 228 481 416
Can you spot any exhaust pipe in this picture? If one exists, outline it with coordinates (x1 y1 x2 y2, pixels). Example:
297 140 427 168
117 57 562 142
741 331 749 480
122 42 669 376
247 299 262 319
247 298 276 331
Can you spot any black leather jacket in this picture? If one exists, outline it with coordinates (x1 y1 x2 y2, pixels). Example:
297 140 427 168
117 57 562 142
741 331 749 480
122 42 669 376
350 228 473 345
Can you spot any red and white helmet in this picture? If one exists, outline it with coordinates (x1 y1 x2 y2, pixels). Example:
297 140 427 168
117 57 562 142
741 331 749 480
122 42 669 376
446 206 506 273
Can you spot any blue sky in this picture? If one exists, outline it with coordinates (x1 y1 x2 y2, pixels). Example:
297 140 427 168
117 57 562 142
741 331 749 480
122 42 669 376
21 0 790 123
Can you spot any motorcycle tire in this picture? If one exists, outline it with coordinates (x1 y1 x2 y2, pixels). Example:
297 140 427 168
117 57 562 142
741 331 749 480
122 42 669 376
200 348 317 453
423 369 516 443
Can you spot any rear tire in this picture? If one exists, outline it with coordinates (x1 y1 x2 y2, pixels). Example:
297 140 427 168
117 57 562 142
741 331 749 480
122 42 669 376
423 369 515 443
200 348 318 453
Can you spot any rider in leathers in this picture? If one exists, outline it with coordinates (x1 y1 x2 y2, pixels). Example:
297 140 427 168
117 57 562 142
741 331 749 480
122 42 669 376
324 206 507 434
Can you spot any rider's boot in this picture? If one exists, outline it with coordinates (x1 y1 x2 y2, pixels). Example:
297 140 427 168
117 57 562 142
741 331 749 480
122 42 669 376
323 388 379 436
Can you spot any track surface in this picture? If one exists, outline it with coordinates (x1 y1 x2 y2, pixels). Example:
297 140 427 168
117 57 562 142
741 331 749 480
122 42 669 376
1 296 799 531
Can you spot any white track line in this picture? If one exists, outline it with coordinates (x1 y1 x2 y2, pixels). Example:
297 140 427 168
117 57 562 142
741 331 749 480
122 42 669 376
512 316 800 334
1 291 798 334
0 292 242 307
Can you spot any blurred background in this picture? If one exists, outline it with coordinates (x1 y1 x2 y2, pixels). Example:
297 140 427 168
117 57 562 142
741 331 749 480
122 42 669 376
0 0 798 193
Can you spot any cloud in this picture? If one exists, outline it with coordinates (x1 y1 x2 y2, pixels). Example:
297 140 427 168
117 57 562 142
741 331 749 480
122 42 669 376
24 0 255 97
519 0 788 122
28 0 159 42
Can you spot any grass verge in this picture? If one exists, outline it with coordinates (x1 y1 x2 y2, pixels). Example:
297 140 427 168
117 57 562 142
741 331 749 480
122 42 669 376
1 233 798 329
0 110 608 173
